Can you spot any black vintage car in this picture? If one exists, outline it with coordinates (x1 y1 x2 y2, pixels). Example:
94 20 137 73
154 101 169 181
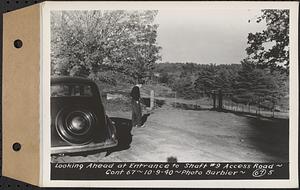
51 76 118 154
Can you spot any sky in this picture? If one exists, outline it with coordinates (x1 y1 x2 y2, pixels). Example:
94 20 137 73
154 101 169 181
155 9 266 64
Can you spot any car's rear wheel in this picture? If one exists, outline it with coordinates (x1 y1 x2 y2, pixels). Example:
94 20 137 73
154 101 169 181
55 106 97 145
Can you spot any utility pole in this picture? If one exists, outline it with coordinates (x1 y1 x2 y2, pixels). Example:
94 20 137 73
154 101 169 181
150 90 154 110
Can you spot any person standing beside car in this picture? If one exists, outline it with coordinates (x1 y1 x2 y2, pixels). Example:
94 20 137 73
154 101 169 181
130 85 144 128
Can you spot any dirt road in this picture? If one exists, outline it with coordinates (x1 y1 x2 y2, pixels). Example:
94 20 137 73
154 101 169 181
52 105 289 163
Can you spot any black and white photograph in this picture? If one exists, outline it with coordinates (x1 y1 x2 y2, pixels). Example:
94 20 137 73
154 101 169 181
41 1 298 187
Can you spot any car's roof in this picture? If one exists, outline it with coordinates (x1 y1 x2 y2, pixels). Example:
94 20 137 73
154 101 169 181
51 76 95 84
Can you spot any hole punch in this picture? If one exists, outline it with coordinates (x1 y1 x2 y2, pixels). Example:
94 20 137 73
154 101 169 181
12 142 21 151
14 39 23 48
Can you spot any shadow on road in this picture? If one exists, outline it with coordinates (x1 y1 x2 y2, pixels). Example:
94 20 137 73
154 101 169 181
106 117 133 155
106 113 150 155
171 102 213 111
246 117 289 161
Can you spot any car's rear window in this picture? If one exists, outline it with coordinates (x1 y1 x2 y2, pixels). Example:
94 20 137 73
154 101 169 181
51 84 94 97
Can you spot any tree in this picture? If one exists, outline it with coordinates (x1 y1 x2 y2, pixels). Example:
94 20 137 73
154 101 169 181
172 77 198 99
158 72 171 84
51 10 161 84
214 68 233 92
246 10 289 73
232 60 286 109
194 64 219 95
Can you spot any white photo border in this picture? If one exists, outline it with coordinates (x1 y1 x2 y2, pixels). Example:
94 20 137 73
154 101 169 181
41 1 299 188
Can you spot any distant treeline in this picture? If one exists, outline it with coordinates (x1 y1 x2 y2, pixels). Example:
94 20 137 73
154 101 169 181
153 61 289 110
